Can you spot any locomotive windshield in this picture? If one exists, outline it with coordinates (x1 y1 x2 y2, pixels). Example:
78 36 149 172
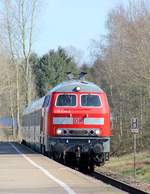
81 95 101 106
56 94 76 106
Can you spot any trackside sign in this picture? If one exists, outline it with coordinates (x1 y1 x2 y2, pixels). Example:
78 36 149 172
131 118 139 133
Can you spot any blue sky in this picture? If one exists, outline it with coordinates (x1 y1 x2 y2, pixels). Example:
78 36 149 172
33 0 126 63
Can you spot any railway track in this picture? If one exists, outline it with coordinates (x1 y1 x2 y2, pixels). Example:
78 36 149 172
90 171 149 194
46 153 149 194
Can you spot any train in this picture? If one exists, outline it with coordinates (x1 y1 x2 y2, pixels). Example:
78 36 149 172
21 73 111 172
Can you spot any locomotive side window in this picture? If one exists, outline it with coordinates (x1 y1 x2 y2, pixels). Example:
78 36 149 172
81 95 101 107
56 94 76 106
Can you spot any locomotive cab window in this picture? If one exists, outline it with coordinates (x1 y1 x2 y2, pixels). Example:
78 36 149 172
56 94 76 106
43 95 50 107
81 95 101 107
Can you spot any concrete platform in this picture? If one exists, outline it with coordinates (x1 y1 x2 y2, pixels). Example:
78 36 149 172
0 142 128 194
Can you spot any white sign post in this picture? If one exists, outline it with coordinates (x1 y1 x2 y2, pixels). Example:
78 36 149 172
131 118 139 179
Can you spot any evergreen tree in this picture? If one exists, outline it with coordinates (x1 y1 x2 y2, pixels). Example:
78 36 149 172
32 48 78 97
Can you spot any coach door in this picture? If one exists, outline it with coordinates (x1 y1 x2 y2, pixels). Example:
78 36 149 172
41 95 51 147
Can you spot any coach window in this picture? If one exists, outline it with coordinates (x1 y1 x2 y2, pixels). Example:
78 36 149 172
81 95 101 107
43 95 50 107
56 94 76 106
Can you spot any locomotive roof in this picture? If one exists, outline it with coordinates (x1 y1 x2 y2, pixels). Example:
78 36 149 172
47 80 103 93
23 80 103 115
23 96 45 115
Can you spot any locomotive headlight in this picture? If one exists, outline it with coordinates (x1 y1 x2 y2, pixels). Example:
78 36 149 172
95 129 101 136
56 129 62 135
76 86 80 91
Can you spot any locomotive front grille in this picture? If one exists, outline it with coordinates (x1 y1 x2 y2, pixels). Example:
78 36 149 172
56 128 100 136
69 129 88 135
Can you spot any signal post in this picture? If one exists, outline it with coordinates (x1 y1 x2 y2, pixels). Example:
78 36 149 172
131 118 139 179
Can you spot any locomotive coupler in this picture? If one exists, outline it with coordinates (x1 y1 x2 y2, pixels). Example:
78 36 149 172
75 145 81 165
63 150 66 164
75 146 81 158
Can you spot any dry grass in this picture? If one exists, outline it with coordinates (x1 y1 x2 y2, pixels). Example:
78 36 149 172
102 151 150 183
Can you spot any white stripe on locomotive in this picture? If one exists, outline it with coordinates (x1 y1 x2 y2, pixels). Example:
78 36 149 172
53 117 104 125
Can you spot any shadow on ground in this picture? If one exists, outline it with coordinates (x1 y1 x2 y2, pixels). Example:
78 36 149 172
0 142 38 155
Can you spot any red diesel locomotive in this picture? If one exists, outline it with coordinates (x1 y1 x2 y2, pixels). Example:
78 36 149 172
22 74 111 171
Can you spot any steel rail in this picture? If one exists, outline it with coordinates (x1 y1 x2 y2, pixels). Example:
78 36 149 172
90 171 149 194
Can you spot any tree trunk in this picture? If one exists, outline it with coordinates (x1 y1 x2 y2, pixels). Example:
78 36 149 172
16 63 20 137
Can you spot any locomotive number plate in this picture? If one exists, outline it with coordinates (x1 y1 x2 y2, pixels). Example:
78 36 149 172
73 118 84 124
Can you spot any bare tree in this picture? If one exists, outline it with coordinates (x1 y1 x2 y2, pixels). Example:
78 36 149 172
0 54 16 137
90 0 150 153
17 0 38 104
0 0 39 136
